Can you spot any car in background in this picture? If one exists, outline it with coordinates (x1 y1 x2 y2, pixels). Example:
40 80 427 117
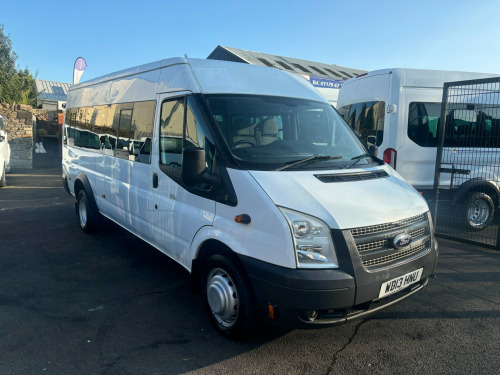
0 115 11 187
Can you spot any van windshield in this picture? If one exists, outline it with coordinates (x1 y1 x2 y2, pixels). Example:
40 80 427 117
205 95 368 170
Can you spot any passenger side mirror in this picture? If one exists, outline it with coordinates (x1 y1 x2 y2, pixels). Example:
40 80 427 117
182 147 219 187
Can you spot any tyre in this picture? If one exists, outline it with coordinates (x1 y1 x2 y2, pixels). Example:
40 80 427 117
462 192 495 231
202 254 259 339
76 189 99 233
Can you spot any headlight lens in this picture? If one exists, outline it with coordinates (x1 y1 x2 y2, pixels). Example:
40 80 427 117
279 207 338 268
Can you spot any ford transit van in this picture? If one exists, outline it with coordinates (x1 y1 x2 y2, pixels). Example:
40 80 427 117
62 58 438 337
337 68 498 230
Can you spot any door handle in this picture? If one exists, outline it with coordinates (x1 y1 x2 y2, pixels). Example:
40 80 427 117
153 172 158 189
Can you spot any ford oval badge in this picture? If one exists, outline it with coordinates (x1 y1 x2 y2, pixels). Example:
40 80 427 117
393 233 412 249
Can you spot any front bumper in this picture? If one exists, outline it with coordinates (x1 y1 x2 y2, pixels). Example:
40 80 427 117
238 228 438 329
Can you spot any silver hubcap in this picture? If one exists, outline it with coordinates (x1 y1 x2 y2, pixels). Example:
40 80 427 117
79 198 88 228
206 268 238 327
468 198 489 226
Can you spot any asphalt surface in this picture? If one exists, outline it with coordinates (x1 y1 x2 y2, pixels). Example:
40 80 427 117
0 167 499 375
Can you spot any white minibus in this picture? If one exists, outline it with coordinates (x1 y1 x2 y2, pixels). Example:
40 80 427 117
62 58 438 338
337 68 498 230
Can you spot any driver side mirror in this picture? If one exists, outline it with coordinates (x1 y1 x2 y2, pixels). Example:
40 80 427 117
181 147 219 187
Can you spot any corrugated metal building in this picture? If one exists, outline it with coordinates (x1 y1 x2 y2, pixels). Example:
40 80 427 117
207 46 366 106
35 80 72 110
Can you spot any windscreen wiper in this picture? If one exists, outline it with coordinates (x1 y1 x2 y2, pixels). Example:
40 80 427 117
277 155 341 171
342 153 375 169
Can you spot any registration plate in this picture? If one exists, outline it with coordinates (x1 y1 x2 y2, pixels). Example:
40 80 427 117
378 268 423 298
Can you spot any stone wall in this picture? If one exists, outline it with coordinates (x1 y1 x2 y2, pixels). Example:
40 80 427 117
0 103 34 169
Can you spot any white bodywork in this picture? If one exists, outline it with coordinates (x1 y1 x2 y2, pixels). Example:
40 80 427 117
337 68 498 190
63 59 430 271
0 115 11 185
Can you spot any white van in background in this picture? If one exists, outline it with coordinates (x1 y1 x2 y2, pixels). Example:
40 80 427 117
0 115 11 187
337 68 498 230
63 58 437 338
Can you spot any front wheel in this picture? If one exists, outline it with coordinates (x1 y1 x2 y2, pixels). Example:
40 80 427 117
462 192 495 231
202 254 259 339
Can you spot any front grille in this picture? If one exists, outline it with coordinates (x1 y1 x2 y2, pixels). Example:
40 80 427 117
356 227 427 252
351 214 425 237
362 243 426 267
350 213 431 269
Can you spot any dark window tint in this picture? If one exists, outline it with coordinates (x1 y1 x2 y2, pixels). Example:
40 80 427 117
65 100 155 162
443 105 500 148
408 102 440 147
338 101 385 154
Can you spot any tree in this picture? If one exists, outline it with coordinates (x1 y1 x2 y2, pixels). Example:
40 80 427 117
0 24 37 106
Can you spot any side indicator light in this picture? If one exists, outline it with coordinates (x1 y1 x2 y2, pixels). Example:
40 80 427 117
234 214 251 224
268 304 279 320
102 194 106 199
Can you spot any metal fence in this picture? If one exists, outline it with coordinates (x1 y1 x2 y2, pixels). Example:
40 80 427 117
434 77 500 249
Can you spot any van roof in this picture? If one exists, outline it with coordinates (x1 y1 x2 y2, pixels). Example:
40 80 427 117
343 68 499 88
68 58 326 106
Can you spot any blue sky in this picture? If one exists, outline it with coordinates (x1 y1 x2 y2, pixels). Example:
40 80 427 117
2 0 500 84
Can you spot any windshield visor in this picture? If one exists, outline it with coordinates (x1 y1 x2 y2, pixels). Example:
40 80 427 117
205 95 368 170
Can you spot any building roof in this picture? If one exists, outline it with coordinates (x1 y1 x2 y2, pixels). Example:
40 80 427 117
207 45 366 81
35 79 72 102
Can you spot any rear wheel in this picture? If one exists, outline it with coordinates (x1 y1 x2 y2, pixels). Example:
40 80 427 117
462 192 494 231
202 254 259 339
77 189 99 233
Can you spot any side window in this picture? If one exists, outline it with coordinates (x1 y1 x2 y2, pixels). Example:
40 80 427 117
408 102 440 147
116 107 133 160
131 101 155 164
159 95 213 177
186 96 213 171
339 101 385 153
160 97 185 169
92 105 111 154
104 104 119 155
73 107 100 150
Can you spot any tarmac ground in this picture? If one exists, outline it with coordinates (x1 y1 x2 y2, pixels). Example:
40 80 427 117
0 166 499 374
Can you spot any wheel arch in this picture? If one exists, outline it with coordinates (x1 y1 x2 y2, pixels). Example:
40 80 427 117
74 173 99 213
452 178 500 207
191 238 245 295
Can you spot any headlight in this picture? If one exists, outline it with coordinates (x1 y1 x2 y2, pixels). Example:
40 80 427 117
279 207 338 268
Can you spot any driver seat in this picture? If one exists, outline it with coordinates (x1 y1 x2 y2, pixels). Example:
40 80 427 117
256 118 280 145
231 117 256 148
